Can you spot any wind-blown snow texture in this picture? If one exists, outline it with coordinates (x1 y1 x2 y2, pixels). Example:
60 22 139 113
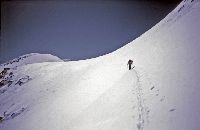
0 0 200 130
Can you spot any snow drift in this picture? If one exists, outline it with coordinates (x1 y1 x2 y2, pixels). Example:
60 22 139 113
0 0 200 130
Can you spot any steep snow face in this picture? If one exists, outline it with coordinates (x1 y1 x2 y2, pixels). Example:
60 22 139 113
1 0 200 130
113 0 200 129
0 53 63 69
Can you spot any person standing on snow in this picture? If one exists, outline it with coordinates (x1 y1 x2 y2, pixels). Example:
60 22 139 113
127 59 134 70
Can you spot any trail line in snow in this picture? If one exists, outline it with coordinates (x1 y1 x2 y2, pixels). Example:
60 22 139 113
134 69 148 130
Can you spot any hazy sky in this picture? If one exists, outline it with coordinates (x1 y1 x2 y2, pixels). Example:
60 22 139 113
0 0 181 63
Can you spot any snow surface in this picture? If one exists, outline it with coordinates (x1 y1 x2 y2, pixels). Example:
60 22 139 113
1 0 200 130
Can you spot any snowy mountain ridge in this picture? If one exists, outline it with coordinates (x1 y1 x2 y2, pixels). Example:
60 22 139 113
0 53 63 70
1 0 200 130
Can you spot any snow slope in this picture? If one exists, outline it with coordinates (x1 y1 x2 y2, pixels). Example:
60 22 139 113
0 0 200 130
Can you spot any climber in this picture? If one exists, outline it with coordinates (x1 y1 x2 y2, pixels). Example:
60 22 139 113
127 59 134 70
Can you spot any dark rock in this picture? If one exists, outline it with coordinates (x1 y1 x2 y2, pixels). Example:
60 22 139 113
4 68 10 71
0 68 10 78
0 116 3 122
169 108 176 112
0 80 12 88
8 81 13 87
15 76 31 86
0 75 3 79
16 80 23 86
9 72 13 76
150 86 155 90
0 80 8 87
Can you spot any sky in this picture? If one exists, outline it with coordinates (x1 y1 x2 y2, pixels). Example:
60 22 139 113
0 0 181 63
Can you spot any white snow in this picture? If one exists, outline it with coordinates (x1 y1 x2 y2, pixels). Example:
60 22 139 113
0 0 200 130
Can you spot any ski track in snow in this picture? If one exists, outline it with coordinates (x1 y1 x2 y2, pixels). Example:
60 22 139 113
134 69 148 130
